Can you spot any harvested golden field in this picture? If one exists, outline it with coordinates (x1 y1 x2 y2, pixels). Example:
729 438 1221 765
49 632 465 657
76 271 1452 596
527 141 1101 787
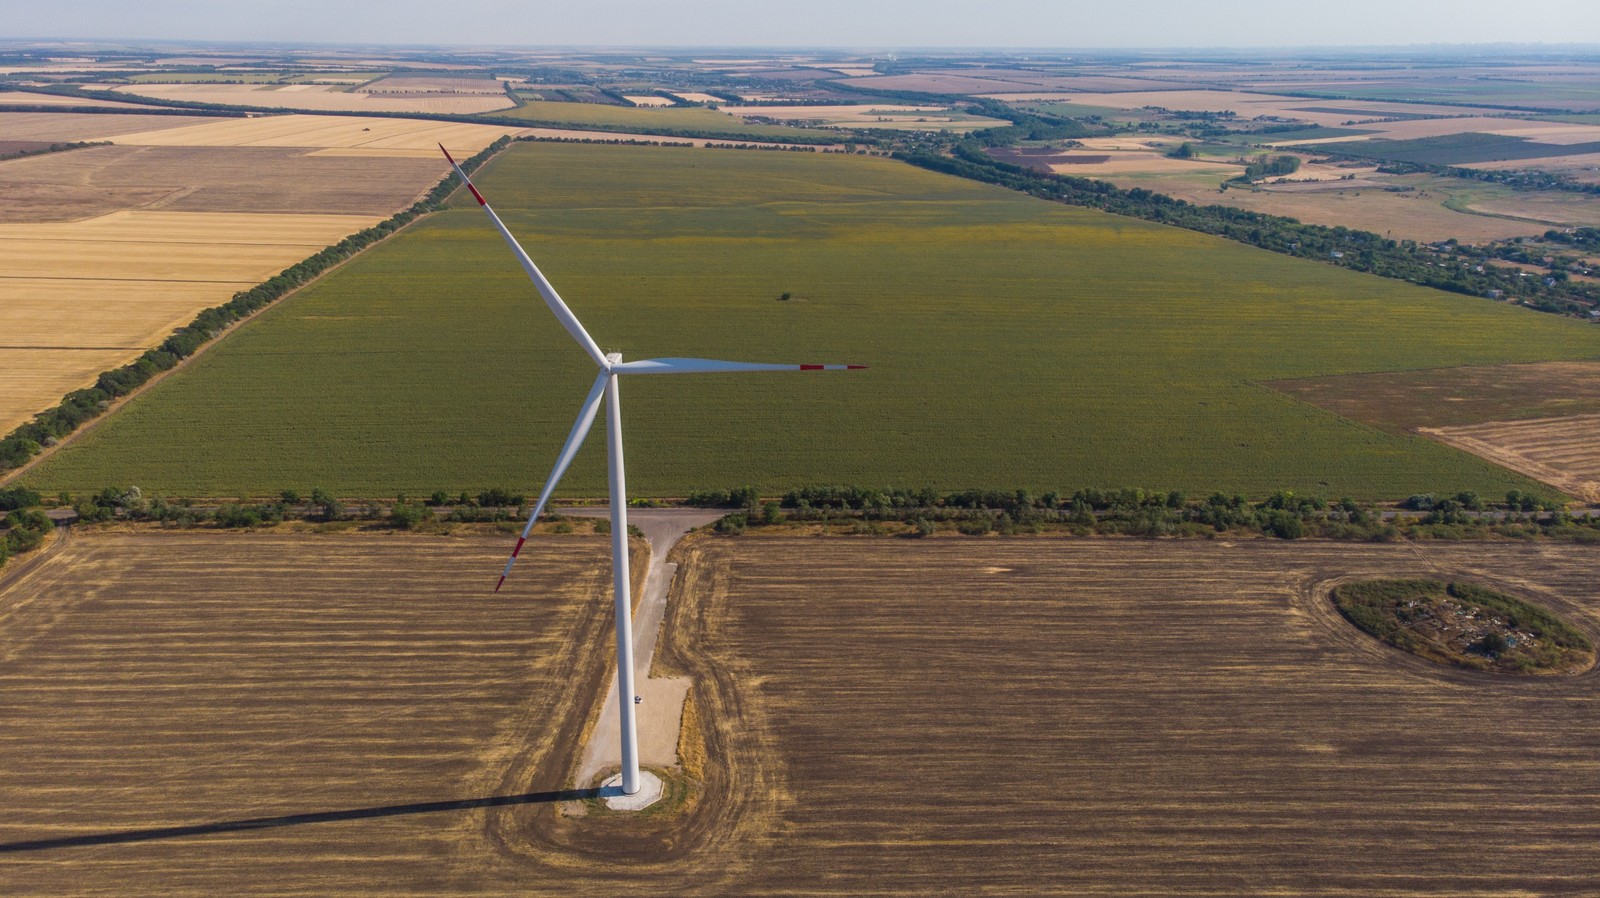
623 94 674 106
1423 415 1600 502
0 209 380 432
110 83 516 115
108 113 524 158
0 349 142 433
0 90 145 108
0 280 250 348
0 111 227 142
0 145 444 219
5 534 1597 895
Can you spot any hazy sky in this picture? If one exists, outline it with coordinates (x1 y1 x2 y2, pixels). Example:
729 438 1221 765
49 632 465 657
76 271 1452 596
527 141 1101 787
6 0 1599 49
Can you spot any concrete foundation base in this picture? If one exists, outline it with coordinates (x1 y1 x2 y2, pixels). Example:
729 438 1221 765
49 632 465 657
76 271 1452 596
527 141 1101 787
600 770 663 811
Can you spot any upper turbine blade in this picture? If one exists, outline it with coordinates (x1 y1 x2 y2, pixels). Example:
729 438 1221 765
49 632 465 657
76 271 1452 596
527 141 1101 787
611 357 869 375
496 371 610 592
439 145 608 370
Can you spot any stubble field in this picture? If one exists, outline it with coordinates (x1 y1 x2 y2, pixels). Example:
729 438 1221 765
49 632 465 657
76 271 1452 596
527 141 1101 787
3 533 1598 895
0 531 615 897
645 537 1600 895
20 141 1600 500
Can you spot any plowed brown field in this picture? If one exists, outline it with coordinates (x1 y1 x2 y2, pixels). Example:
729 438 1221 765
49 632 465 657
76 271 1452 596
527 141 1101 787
2 534 1597 895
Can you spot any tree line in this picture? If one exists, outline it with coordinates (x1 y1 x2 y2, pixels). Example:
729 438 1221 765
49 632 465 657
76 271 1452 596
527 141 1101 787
895 141 1600 318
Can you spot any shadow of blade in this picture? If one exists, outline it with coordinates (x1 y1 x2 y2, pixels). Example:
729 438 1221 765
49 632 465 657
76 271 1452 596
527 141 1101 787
0 788 602 853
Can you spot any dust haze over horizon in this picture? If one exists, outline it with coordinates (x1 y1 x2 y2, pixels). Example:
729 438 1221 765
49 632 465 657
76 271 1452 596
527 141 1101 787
4 0 1599 50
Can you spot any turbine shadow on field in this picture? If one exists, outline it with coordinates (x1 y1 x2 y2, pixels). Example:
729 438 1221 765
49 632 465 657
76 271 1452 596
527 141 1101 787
0 788 606 853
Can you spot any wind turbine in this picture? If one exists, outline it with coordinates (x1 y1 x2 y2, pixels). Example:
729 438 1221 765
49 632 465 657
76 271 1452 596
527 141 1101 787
440 146 864 796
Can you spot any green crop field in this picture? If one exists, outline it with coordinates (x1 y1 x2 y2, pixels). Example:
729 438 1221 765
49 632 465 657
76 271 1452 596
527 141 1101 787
21 142 1600 499
501 99 831 139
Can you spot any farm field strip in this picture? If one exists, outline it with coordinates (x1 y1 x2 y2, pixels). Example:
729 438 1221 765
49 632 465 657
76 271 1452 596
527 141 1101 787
0 145 451 219
108 113 521 154
109 83 516 115
0 91 146 108
0 111 229 142
20 141 1600 499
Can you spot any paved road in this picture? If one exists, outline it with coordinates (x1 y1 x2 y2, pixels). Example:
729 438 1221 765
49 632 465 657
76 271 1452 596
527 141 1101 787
566 507 724 786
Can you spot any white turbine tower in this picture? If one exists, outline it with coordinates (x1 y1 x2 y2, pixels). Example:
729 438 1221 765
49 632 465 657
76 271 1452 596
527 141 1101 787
441 146 864 795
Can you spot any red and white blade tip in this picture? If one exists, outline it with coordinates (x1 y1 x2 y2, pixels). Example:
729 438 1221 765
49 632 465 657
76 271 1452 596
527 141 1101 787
438 144 486 206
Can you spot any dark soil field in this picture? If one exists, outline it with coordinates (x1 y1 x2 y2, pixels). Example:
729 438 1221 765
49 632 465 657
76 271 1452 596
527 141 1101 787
3 532 1597 895
0 145 442 221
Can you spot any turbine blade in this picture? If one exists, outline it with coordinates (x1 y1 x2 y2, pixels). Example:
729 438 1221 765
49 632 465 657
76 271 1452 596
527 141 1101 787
611 357 869 375
439 145 608 369
497 372 610 591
